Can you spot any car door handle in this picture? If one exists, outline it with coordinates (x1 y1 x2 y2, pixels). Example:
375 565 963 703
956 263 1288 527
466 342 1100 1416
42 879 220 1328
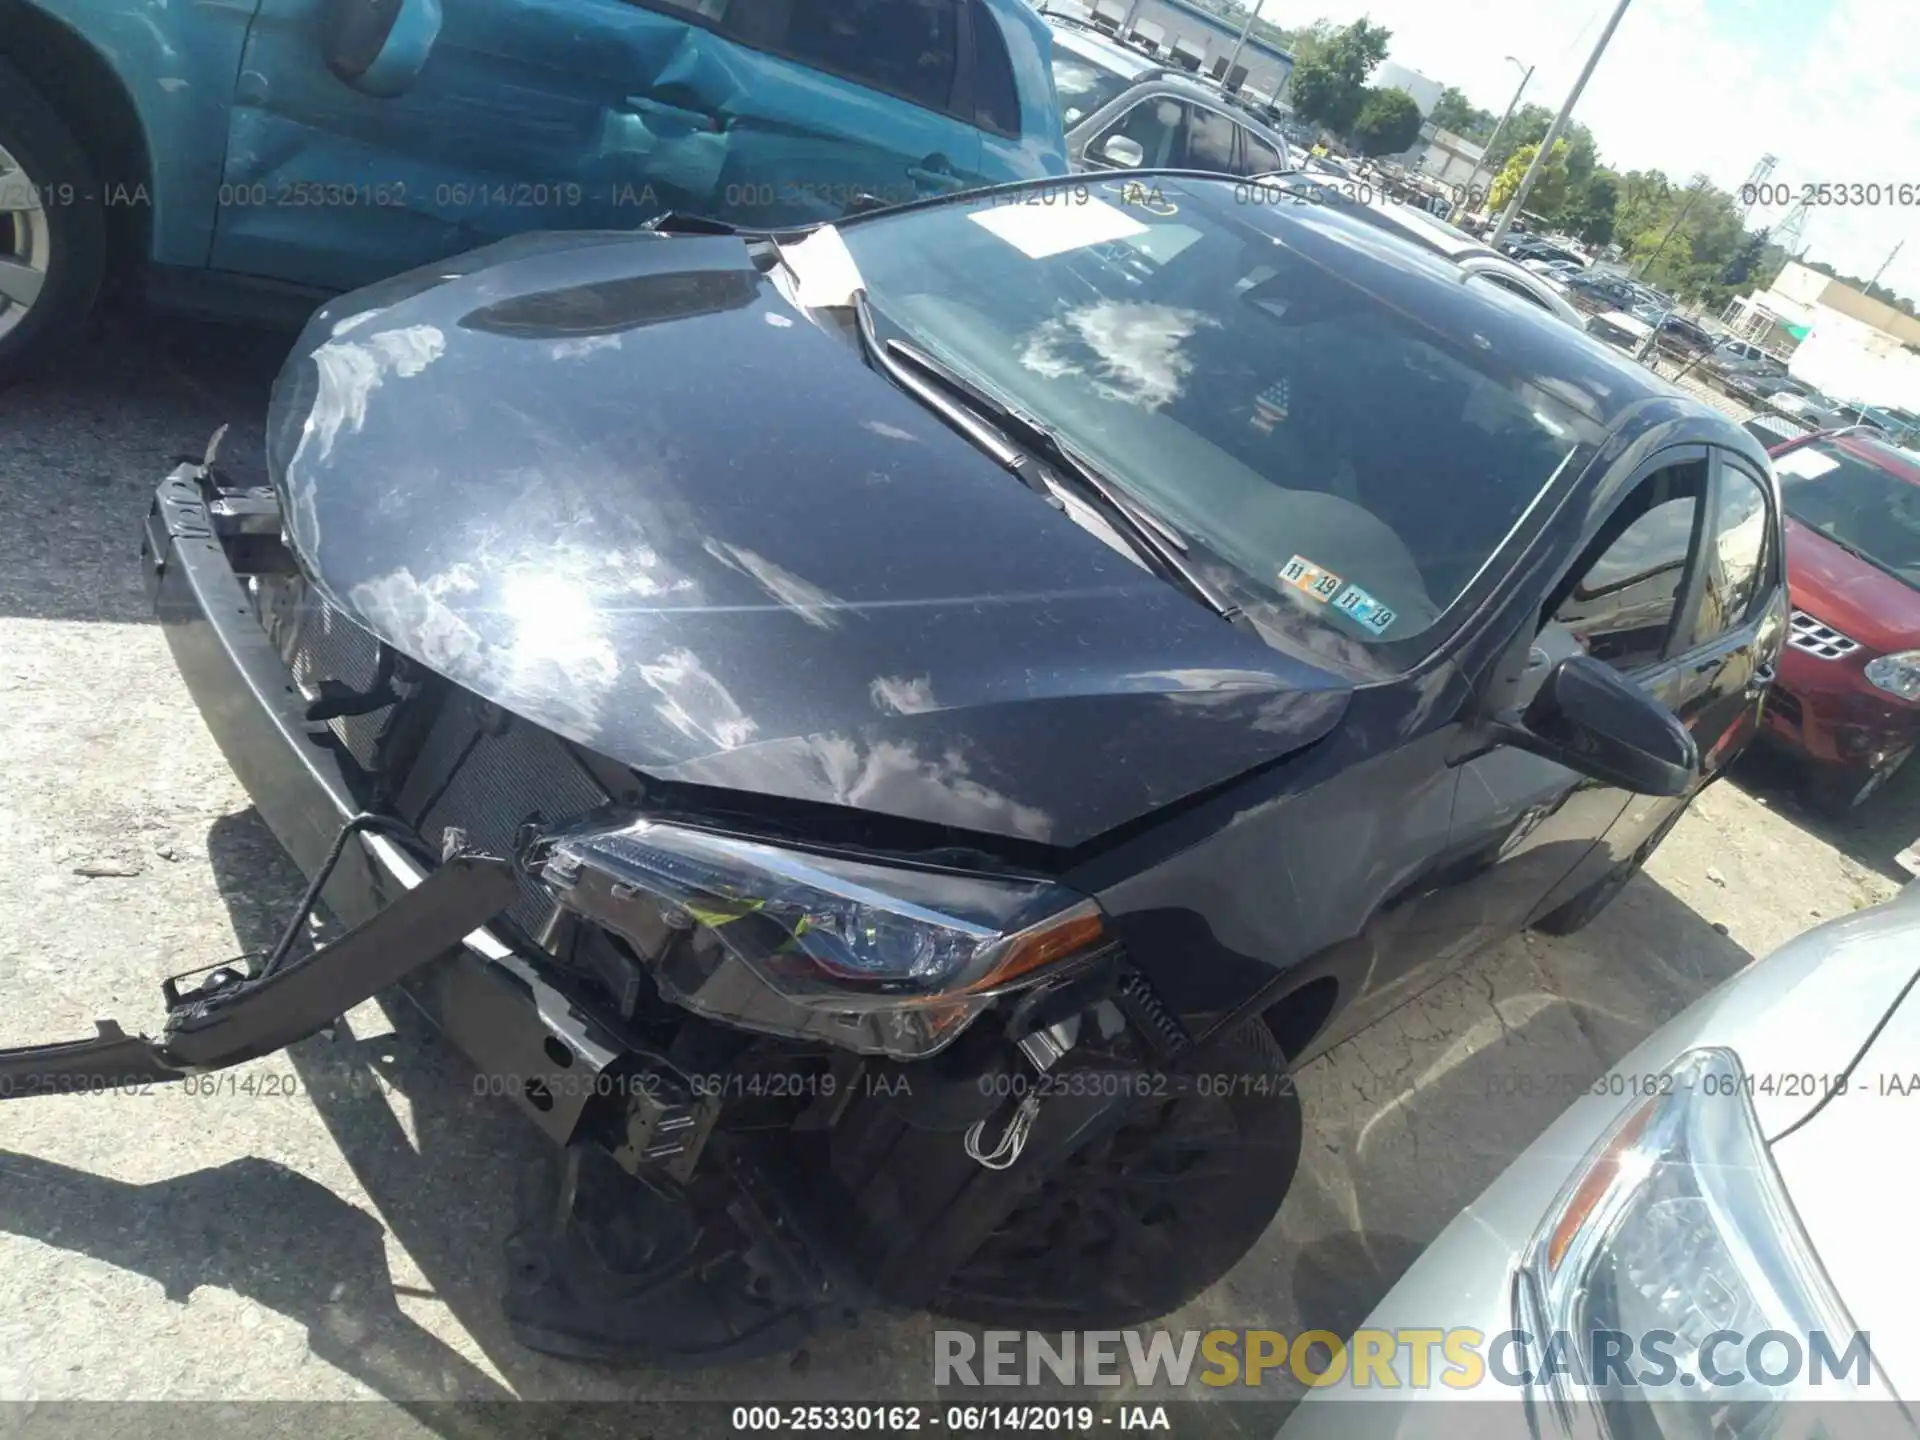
907 161 966 192
625 95 721 132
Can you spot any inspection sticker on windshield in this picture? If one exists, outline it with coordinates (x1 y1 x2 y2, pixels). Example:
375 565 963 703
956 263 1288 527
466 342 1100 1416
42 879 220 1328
1331 582 1397 635
968 197 1148 259
1278 555 1343 603
1773 447 1839 480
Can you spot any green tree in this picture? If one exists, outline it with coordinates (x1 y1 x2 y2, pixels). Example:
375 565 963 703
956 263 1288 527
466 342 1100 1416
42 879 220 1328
1430 85 1495 141
1612 170 1674 249
1489 139 1571 217
1484 105 1597 181
1483 102 1550 172
1720 228 1769 285
1280 19 1338 68
1286 18 1392 134
1352 87 1423 155
1560 171 1619 247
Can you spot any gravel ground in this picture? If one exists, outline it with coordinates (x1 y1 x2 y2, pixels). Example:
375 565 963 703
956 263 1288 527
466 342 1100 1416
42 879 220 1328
0 313 1911 1424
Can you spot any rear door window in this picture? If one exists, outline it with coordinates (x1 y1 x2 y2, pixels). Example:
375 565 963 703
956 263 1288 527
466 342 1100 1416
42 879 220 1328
1184 106 1239 172
640 0 966 115
1241 129 1283 175
968 2 1023 137
780 0 962 111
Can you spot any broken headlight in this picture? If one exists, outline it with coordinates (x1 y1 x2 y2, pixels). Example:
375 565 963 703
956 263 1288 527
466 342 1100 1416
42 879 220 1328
531 817 1105 1060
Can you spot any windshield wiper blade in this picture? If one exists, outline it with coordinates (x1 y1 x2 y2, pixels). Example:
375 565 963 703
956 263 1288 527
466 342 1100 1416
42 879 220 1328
851 302 1251 630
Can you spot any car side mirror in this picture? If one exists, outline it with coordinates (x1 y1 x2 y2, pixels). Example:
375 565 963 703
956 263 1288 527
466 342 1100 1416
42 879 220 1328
323 0 443 97
1497 653 1699 796
1098 134 1146 168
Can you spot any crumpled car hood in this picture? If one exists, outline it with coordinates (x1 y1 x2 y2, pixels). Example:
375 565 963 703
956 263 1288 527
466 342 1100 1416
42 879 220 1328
266 231 1352 848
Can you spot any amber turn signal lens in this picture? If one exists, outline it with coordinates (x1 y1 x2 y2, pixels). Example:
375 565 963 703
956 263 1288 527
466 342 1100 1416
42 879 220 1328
963 904 1106 994
1546 1102 1653 1272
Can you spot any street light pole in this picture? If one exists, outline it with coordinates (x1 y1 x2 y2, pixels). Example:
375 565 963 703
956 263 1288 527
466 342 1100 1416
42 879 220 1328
1451 58 1531 224
1488 0 1635 249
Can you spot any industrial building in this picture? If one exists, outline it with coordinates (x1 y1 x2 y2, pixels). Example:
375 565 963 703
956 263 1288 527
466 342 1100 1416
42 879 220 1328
1725 261 1920 411
1042 0 1295 101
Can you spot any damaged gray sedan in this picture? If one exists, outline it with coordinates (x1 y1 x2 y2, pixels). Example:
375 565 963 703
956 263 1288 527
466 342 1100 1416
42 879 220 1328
0 173 1775 1363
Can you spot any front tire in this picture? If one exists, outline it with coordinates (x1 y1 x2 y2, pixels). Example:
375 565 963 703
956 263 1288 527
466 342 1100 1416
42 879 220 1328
0 58 106 385
932 1018 1302 1328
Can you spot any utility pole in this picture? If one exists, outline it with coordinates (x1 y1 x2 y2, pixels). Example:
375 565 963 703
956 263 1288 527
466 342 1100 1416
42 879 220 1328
1451 58 1531 224
1222 0 1264 82
1632 173 1710 364
1867 239 1904 294
1636 171 1709 281
1489 0 1634 249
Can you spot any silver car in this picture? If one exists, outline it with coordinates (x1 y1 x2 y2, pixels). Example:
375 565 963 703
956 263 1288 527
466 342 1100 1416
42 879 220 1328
1280 882 1920 1437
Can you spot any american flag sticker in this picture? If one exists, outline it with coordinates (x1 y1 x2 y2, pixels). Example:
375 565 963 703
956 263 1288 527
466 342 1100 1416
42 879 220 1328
1278 554 1343 603
1251 378 1291 433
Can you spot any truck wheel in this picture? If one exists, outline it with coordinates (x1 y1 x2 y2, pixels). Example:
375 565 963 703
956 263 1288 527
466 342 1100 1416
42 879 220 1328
0 58 106 384
931 1018 1301 1328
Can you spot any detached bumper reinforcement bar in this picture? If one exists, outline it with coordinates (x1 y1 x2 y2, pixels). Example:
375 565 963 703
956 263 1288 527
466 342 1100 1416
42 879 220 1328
0 851 517 1100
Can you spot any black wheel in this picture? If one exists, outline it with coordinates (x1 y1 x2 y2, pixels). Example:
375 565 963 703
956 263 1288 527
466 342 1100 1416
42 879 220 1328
931 1019 1301 1328
1802 748 1911 818
1532 807 1685 937
0 57 106 385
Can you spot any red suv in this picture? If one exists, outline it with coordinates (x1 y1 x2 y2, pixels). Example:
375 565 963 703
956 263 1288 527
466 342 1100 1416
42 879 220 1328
1762 430 1920 811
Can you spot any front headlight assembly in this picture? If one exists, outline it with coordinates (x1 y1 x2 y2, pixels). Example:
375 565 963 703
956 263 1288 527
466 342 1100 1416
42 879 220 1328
529 817 1107 1060
1864 650 1920 703
1516 1047 1913 1440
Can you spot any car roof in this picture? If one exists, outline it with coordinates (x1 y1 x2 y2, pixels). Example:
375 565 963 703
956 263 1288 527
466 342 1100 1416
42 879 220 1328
1256 173 1487 259
1048 22 1162 79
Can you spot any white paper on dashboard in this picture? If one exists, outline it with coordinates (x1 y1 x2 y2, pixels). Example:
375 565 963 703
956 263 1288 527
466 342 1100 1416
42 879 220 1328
780 224 867 309
967 197 1148 259
1773 447 1840 480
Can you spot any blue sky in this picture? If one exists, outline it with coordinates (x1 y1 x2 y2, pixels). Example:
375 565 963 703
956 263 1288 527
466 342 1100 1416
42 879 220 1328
1264 0 1920 296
